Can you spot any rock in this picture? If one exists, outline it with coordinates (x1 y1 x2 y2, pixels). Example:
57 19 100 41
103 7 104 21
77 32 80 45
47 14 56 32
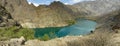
10 36 25 46
25 39 40 46
0 36 25 46
24 36 83 46
0 5 20 27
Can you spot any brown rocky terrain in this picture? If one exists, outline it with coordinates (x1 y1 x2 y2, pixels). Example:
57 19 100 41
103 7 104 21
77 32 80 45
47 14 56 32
0 0 76 28
73 0 120 20
0 0 39 28
33 1 75 28
0 5 19 28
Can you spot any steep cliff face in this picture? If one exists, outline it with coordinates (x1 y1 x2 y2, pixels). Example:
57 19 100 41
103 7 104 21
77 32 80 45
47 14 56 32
0 5 19 28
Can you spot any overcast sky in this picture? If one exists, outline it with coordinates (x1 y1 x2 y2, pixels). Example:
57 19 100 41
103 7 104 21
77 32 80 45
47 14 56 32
27 0 94 6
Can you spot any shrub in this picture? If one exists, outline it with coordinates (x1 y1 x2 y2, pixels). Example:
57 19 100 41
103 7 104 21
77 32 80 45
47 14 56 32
38 32 57 41
40 34 50 41
0 26 35 41
16 28 35 40
67 20 76 26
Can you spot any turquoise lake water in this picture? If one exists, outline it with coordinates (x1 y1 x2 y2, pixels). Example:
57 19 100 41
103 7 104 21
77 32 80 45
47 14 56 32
34 19 97 38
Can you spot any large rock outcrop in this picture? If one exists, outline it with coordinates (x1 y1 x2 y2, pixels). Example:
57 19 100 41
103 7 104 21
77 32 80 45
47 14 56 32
0 5 19 28
0 0 37 28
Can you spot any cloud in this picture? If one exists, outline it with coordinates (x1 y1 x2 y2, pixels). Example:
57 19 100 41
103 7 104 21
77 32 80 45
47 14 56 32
28 2 32 4
72 0 83 3
33 3 39 7
70 0 95 4
54 0 61 1
64 3 69 5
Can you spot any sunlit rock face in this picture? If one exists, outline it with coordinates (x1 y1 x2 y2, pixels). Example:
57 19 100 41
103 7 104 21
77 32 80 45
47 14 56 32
0 5 19 27
0 0 37 21
0 0 37 28
74 0 120 17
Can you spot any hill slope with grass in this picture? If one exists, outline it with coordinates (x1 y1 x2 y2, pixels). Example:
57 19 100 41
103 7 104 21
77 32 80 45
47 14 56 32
0 4 34 41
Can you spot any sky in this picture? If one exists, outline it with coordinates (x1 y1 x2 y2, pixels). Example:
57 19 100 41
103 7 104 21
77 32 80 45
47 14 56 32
27 0 94 6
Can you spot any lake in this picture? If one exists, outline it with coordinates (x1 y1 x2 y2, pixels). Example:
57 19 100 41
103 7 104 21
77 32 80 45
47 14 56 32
34 19 97 38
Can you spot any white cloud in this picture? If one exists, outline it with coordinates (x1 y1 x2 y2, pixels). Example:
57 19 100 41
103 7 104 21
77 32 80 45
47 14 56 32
54 0 61 1
72 0 83 3
64 3 69 5
70 0 95 4
33 3 39 7
28 2 32 4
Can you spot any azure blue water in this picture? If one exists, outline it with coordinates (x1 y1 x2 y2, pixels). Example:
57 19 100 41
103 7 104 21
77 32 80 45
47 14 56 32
57 19 97 37
34 19 97 38
34 27 64 38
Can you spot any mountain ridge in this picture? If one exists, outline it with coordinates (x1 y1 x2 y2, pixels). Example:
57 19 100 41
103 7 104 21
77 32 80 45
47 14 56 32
0 0 76 28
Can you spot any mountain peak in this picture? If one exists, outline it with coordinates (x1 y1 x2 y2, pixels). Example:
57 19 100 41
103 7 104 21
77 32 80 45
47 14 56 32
49 1 65 8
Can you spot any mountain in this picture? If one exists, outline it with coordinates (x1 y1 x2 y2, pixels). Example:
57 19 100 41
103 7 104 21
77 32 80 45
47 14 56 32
73 0 120 20
0 0 76 28
0 0 37 28
34 1 75 27
0 0 120 29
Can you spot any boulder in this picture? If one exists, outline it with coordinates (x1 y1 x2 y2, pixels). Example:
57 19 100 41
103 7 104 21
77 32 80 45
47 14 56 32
10 36 25 46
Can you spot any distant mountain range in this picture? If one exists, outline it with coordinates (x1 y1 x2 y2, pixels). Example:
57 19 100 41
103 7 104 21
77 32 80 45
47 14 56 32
0 0 120 28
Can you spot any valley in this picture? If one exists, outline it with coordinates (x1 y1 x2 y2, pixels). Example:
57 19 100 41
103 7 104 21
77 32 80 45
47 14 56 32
0 0 120 46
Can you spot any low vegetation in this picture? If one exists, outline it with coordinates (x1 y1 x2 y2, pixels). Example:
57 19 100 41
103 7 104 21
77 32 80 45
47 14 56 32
67 31 113 46
0 26 35 41
38 32 57 41
67 20 76 26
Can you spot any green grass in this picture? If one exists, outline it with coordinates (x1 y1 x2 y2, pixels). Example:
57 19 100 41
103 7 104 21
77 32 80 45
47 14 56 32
0 26 35 41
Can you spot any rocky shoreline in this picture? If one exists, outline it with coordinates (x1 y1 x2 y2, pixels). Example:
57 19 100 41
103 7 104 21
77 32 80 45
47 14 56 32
1 31 120 46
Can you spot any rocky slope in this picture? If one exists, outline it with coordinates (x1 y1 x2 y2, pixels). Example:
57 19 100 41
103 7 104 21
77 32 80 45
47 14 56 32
0 0 76 28
33 1 75 28
73 0 120 19
1 31 119 46
0 0 38 28
24 31 120 46
0 5 19 28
